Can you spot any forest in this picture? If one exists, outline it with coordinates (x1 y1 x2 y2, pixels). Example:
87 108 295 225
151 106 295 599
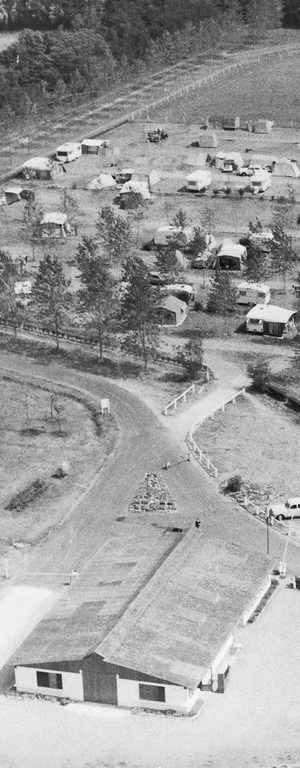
0 0 296 123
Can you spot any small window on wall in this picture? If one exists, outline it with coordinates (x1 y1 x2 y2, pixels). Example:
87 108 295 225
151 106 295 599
139 683 165 702
36 670 63 690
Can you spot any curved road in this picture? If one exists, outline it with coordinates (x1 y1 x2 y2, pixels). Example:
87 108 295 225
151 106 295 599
1 349 299 580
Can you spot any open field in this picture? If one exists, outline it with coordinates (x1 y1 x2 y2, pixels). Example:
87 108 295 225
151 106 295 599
194 391 300 502
0 379 117 546
148 49 300 128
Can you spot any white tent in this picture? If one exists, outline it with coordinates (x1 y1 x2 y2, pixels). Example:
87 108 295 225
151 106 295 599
253 119 274 134
81 138 110 154
88 174 117 190
198 131 218 148
273 159 300 178
222 152 244 170
40 212 70 238
120 180 150 199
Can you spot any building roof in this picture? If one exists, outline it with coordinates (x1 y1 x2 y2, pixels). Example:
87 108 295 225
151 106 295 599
97 531 271 688
56 143 81 152
41 212 68 225
238 281 270 293
246 304 296 323
11 525 271 688
81 139 106 147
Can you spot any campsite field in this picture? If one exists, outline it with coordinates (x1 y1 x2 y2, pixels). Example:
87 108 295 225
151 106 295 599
194 391 300 503
0 379 116 547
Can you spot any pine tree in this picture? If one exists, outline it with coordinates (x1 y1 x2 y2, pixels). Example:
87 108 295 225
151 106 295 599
96 206 133 264
206 267 237 331
32 254 72 350
176 338 204 381
271 224 295 292
76 236 116 359
121 256 161 370
244 241 271 282
0 250 23 337
155 242 180 282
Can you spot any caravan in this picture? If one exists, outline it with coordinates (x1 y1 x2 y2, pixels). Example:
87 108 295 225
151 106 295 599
185 170 211 193
250 170 272 195
237 282 271 306
56 143 82 163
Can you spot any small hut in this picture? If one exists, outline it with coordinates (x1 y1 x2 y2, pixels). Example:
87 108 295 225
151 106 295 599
40 212 70 238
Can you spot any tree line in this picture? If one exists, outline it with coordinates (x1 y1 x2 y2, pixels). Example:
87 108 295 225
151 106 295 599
0 0 286 123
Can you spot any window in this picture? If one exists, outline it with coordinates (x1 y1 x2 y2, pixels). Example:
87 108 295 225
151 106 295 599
36 671 63 690
239 291 247 297
139 683 165 702
258 293 265 300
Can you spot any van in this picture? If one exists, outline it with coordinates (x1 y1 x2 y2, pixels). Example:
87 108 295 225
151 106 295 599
237 281 271 306
56 143 82 163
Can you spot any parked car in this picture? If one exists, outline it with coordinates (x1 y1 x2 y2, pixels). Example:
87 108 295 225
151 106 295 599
149 271 167 286
148 128 168 142
266 497 300 521
237 165 257 177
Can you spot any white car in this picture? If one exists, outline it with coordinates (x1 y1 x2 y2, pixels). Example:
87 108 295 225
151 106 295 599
237 165 262 177
266 497 300 521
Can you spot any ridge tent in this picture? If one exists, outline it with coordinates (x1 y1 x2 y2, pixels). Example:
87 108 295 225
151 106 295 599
217 239 247 271
88 174 117 190
222 116 240 130
40 212 70 238
197 131 218 148
273 159 300 178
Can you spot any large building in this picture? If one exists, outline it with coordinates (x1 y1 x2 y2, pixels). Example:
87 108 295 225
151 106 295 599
10 524 272 714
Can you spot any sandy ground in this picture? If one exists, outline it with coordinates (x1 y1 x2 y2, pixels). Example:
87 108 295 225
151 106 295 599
0 585 60 669
1 583 300 768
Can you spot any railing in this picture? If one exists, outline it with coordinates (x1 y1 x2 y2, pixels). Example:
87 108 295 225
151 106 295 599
186 388 246 479
164 383 196 415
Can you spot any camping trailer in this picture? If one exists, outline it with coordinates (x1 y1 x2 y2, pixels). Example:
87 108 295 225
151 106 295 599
237 282 271 306
21 157 64 180
154 225 194 248
250 171 272 194
56 143 82 163
246 304 297 337
185 170 211 192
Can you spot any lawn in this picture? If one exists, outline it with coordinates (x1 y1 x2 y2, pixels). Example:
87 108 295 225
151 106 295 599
0 379 116 546
193 391 300 504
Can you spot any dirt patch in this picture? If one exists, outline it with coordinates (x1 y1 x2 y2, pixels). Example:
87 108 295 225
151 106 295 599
193 391 300 501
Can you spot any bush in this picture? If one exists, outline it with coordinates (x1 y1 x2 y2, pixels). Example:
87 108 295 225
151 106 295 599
224 474 243 493
247 359 270 392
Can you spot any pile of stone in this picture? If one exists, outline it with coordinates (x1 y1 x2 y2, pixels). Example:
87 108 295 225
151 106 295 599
128 473 177 514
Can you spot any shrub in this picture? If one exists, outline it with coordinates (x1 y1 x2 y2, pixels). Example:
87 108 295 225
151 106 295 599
247 359 270 392
224 474 243 493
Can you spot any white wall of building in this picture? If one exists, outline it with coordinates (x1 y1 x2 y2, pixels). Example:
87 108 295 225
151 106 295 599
116 676 197 713
15 666 84 701
201 633 234 686
241 575 271 625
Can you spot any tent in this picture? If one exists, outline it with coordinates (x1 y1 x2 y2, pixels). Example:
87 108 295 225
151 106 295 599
217 239 247 271
214 151 227 169
21 157 65 180
40 212 70 238
81 138 110 154
249 154 278 168
88 174 117 190
3 186 34 204
157 295 187 326
198 131 218 148
221 152 244 171
119 180 151 199
273 159 300 178
222 116 240 130
253 119 274 134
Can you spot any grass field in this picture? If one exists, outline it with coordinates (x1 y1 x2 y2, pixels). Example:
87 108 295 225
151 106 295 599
148 50 300 127
0 379 115 545
193 392 300 502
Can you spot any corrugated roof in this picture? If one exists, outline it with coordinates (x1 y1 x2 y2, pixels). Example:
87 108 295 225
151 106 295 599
97 532 271 688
